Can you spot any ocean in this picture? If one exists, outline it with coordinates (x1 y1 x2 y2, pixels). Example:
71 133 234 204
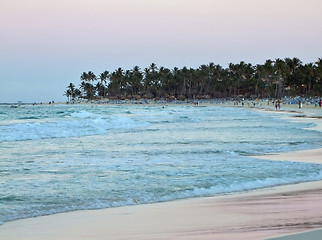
1 103 322 225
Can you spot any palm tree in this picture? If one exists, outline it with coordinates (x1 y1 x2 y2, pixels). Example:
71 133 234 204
64 83 77 101
228 63 238 97
180 67 189 97
80 72 89 82
82 82 95 99
129 66 143 97
171 67 180 97
149 63 158 73
188 68 195 98
80 71 97 99
108 68 124 98
314 58 322 95
68 82 75 93
262 59 275 98
197 64 209 97
87 71 97 82
159 67 172 98
284 57 302 95
142 64 159 98
99 70 109 97
64 89 71 101
96 82 105 97
73 88 81 100
254 64 265 97
203 62 215 97
273 58 287 98
149 63 160 98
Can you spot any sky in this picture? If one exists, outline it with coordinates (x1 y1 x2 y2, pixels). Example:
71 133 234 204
1 0 321 103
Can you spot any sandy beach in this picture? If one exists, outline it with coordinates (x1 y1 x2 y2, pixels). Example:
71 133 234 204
0 104 321 240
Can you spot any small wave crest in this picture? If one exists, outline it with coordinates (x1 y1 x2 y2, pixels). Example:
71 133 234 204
0 195 24 202
0 111 148 142
184 170 322 199
71 110 99 119
142 170 322 206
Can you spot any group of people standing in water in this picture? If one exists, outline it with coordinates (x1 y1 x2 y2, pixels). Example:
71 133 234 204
273 99 281 110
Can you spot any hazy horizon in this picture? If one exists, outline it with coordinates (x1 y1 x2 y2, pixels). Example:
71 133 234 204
1 0 322 103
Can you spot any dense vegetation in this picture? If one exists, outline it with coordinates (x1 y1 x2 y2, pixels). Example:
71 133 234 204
64 58 322 101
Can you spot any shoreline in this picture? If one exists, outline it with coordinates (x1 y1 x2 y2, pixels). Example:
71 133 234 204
1 170 322 240
0 104 322 239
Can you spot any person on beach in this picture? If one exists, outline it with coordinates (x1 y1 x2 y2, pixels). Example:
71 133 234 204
275 99 280 110
319 99 322 107
298 100 302 109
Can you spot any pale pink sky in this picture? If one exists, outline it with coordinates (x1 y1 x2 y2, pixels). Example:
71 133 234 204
1 0 321 102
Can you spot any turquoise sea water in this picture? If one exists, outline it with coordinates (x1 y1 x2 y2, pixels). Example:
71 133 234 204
0 104 322 224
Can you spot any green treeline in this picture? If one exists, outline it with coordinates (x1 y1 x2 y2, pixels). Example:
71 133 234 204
64 57 322 101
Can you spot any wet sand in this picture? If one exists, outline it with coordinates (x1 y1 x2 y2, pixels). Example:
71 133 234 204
0 105 321 240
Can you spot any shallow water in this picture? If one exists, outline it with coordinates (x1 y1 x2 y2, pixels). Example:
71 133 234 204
0 104 322 224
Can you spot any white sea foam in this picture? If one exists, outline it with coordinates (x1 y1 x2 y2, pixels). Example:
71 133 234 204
0 110 148 142
71 110 100 119
157 170 322 202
